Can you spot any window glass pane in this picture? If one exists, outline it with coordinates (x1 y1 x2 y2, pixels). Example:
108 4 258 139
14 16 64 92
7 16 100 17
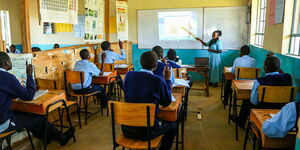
295 37 300 55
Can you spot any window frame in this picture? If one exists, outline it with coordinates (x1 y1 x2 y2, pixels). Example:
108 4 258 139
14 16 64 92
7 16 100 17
254 0 267 47
0 11 11 49
289 0 300 56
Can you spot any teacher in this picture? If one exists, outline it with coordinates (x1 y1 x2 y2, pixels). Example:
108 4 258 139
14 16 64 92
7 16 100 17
196 30 223 86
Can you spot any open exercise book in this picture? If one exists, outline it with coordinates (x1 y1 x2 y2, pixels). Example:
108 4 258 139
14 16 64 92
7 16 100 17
33 90 49 100
114 64 129 69
173 79 190 88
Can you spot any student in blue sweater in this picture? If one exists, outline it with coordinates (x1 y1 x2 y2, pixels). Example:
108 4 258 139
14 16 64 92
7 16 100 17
0 52 73 145
166 49 180 68
231 56 292 128
122 51 176 150
152 46 175 84
72 49 107 107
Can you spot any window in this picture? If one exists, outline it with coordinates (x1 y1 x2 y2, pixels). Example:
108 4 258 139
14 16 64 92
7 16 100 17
290 0 300 56
254 0 267 46
0 11 11 49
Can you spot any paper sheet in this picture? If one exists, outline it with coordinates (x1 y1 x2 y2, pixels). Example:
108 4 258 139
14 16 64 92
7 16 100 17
225 67 233 73
172 94 177 102
103 72 112 76
115 64 129 69
34 90 49 100
173 79 190 88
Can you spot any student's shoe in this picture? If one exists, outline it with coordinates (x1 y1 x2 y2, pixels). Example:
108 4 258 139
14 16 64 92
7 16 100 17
60 127 75 146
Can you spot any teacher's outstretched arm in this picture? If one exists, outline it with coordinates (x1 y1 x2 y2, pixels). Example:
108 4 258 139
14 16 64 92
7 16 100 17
195 37 207 46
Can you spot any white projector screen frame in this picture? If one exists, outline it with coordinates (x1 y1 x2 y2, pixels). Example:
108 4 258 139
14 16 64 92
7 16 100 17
138 7 248 50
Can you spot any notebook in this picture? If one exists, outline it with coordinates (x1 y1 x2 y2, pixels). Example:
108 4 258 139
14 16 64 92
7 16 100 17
34 90 49 100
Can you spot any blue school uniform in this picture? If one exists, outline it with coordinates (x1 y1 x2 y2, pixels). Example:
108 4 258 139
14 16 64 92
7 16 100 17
232 55 257 73
206 39 222 83
250 72 293 105
71 60 100 90
98 49 126 63
262 101 299 138
153 61 175 84
167 60 181 68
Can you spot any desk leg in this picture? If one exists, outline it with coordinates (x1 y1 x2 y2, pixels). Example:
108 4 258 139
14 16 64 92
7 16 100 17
234 92 239 141
221 74 224 101
205 71 209 97
228 90 233 124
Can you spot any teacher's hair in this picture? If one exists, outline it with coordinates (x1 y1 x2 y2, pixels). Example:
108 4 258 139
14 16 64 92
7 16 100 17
215 30 222 37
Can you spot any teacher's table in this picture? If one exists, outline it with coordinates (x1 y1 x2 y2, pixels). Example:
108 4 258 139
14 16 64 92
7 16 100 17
185 66 209 97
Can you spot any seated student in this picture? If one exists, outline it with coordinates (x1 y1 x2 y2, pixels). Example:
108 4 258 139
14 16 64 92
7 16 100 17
152 46 175 84
53 43 60 49
122 51 176 150
9 45 22 54
266 52 284 73
166 48 193 91
231 56 292 128
262 101 299 138
166 49 180 68
32 47 41 52
98 40 126 63
223 45 257 105
0 52 73 145
71 49 107 107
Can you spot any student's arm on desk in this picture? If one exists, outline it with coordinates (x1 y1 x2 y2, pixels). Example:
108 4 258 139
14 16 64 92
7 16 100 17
9 74 35 101
262 102 297 138
159 80 172 107
250 80 260 105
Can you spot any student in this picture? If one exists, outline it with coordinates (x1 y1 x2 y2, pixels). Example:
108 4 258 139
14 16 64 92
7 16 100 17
122 51 176 150
152 46 175 84
9 45 22 54
196 30 223 86
0 52 73 145
32 47 41 52
166 49 180 68
266 52 284 73
71 49 107 107
166 48 194 91
231 56 292 128
98 40 126 63
53 43 60 49
262 101 299 138
223 45 257 105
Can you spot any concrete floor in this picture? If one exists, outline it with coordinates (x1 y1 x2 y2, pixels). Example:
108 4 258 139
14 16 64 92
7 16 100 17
15 82 252 150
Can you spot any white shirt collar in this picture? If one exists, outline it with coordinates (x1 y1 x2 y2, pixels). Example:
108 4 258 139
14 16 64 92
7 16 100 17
0 68 8 72
140 69 153 74
265 72 280 76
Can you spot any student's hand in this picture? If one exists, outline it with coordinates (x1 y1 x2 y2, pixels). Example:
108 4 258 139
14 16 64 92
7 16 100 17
118 40 123 49
163 65 171 80
26 64 33 76
99 71 104 76
162 58 168 64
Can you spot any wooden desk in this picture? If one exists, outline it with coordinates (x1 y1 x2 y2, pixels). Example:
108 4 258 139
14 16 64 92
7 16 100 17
186 66 210 97
172 86 186 96
250 109 296 149
114 64 133 75
232 80 254 100
221 67 235 101
12 90 66 115
93 71 118 85
157 93 182 122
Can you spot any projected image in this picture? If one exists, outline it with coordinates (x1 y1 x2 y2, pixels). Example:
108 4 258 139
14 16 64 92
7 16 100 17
158 11 197 41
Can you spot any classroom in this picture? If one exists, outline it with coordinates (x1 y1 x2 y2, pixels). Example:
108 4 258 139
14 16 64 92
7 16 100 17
0 0 300 149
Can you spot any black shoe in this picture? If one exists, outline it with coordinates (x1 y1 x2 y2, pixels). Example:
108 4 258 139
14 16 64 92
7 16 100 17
60 127 75 146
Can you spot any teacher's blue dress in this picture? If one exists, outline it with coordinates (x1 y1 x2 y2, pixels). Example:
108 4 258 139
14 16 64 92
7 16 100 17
206 39 222 83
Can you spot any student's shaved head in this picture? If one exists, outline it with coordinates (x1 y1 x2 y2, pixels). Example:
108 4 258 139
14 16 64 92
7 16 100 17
140 51 158 70
101 41 111 51
0 52 12 70
152 46 164 59
264 56 280 73
80 49 90 60
167 49 177 61
240 45 250 56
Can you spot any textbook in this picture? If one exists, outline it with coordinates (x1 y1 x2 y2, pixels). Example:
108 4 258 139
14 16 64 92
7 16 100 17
173 79 190 88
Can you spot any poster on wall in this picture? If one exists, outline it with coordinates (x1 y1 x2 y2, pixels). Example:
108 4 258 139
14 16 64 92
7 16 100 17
7 54 33 86
268 0 285 25
40 0 78 24
84 0 105 42
73 15 85 37
116 1 129 41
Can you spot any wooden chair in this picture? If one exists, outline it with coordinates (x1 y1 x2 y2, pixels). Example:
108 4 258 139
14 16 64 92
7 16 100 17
64 71 102 125
0 130 35 150
173 68 182 78
96 63 115 72
36 78 82 129
109 101 163 150
242 86 298 150
235 67 261 80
